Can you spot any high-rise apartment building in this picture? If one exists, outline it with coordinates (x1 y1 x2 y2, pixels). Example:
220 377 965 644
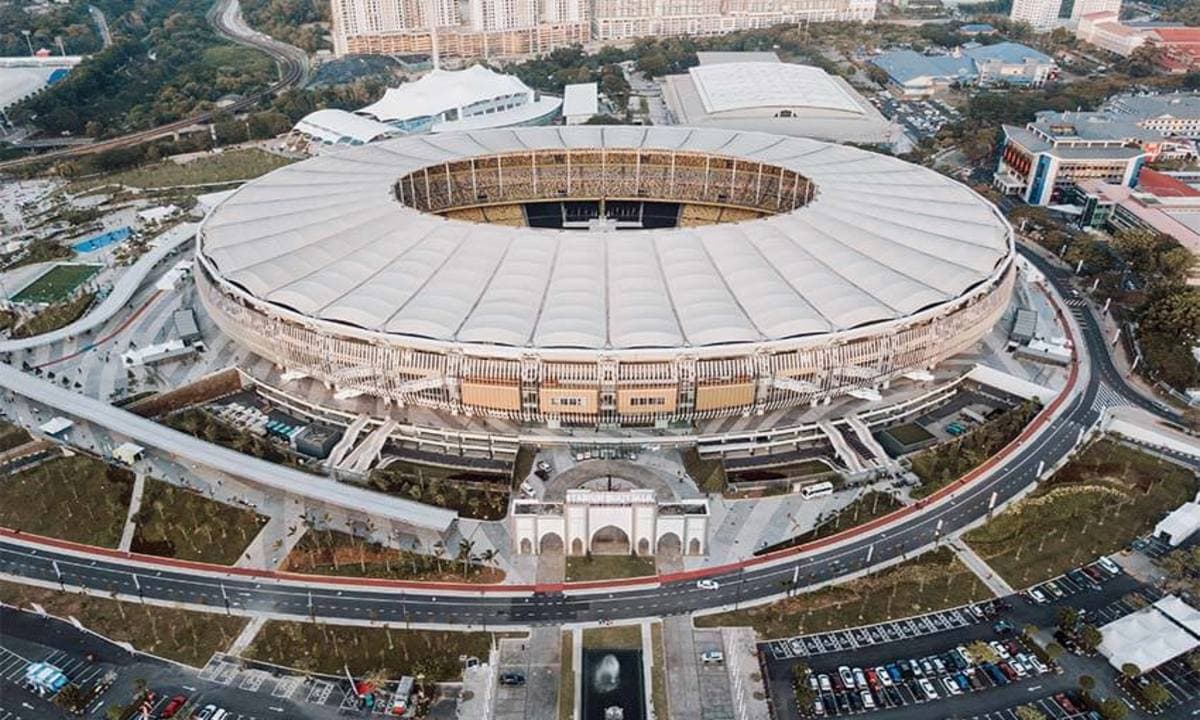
1009 0 1061 33
330 0 588 56
591 0 876 42
1070 0 1119 20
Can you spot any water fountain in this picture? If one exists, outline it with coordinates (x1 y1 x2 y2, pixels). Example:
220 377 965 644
581 649 645 720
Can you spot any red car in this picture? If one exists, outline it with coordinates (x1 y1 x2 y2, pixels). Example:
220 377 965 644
1054 693 1078 714
159 695 187 719
865 669 881 692
998 662 1018 681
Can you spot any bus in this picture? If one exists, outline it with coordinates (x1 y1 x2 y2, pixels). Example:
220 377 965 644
799 481 834 500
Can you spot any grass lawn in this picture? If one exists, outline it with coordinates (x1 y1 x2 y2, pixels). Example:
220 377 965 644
11 263 101 304
650 623 669 720
909 400 1041 499
883 423 935 446
564 555 656 582
0 580 246 667
965 440 1197 588
0 421 31 452
695 548 990 639
683 448 727 493
582 624 642 650
282 529 504 583
165 408 312 472
0 455 133 547
558 632 574 720
1 241 72 271
245 622 517 681
11 292 95 338
131 478 267 565
69 149 294 192
369 463 510 520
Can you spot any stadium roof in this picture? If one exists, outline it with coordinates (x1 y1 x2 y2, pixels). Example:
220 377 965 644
293 109 400 145
695 51 781 65
199 127 1011 353
358 65 533 123
689 62 864 115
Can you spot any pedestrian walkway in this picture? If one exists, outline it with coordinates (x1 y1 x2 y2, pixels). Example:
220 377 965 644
949 539 1015 597
118 473 147 552
662 615 703 720
236 497 306 570
227 616 267 656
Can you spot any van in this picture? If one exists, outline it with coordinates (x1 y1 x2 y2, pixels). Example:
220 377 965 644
1097 557 1121 576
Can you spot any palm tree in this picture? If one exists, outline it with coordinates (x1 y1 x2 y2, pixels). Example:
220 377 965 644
458 538 476 578
432 541 445 573
479 548 498 577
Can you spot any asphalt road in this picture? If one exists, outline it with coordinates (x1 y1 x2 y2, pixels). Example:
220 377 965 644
0 243 1184 627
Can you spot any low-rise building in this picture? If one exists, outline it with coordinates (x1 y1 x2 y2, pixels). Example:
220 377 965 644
870 43 1054 97
562 82 598 125
995 110 1196 205
1076 11 1200 72
288 108 403 153
663 52 892 142
1107 93 1200 139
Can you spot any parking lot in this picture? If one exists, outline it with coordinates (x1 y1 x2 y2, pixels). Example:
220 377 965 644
1086 586 1163 627
1020 560 1128 609
1139 653 1200 711
979 692 1096 720
766 603 994 662
800 628 1055 717
870 94 961 140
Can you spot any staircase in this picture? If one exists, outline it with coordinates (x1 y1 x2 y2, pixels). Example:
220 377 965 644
847 414 900 473
818 419 865 474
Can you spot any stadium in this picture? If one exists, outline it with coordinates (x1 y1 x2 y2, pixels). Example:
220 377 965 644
196 127 1015 427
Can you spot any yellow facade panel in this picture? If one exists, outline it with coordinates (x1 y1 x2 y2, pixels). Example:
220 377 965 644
460 381 521 412
616 386 677 415
695 382 755 411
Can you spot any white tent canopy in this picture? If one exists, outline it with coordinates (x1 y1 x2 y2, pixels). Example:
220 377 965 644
1099 595 1200 673
358 65 535 124
1154 500 1200 547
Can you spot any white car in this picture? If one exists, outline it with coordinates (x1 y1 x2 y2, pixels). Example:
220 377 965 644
919 678 939 700
990 641 1010 660
700 650 724 664
1097 557 1122 575
861 691 876 710
818 674 832 693
1030 588 1049 604
696 579 720 591
838 666 855 688
875 666 892 687
941 676 961 696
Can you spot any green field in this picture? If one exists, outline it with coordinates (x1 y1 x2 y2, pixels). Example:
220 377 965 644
11 263 100 304
245 623 515 681
0 580 246 667
965 440 1197 587
0 455 133 547
132 479 268 565
68 149 295 192
695 548 989 639
10 292 96 338
565 555 656 582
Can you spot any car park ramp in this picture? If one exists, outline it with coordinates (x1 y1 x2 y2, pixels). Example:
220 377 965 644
818 419 865 474
326 414 369 469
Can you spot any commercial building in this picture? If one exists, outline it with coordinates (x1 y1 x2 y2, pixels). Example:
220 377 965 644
992 109 1197 205
1071 169 1200 280
357 64 561 133
870 43 1054 97
662 52 892 143
591 0 876 42
1107 93 1200 138
1009 0 1062 33
1069 0 1119 21
329 0 588 58
562 82 598 124
1076 12 1200 72
196 126 1014 428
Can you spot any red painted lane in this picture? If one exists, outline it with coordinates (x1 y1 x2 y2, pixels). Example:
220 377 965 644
1 284 1082 596
33 290 163 369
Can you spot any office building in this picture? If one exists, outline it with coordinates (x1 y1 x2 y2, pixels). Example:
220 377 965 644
1070 0 1119 21
1009 0 1062 33
591 0 876 42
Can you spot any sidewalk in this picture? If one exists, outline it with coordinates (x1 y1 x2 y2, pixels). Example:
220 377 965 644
949 539 1015 597
117 473 147 553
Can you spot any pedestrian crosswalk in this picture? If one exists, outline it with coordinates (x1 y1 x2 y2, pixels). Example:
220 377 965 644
1090 383 1126 413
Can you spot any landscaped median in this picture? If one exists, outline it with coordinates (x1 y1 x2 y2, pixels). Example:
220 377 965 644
281 529 504 583
964 439 1197 588
0 580 246 667
695 548 990 638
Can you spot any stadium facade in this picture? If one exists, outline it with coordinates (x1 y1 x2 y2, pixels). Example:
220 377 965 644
197 127 1014 428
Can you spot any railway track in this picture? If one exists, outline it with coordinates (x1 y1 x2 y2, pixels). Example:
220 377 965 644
0 0 306 172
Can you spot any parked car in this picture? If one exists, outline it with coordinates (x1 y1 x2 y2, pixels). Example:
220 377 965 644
861 690 876 710
941 676 961 696
1097 557 1121 576
500 672 526 686
919 678 939 700
838 666 855 688
1030 588 1049 604
700 651 724 664
160 696 188 719
818 675 832 693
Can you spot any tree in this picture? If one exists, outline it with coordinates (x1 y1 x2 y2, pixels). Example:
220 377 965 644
457 538 475 578
1045 642 1064 660
1015 705 1048 720
1055 606 1079 630
1120 662 1141 680
1079 624 1103 653
1078 674 1096 696
1098 697 1128 720
968 640 1000 664
1142 681 1170 707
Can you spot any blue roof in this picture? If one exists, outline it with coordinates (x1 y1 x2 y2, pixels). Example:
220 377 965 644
959 23 996 32
963 42 1053 65
870 50 975 85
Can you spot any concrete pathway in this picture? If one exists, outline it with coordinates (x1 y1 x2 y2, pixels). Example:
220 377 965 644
226 615 267 656
661 615 703 720
950 539 1015 597
725 627 772 720
117 473 147 552
494 628 560 720
236 496 306 570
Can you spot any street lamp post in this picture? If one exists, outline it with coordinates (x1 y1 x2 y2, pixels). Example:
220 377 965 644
21 30 33 56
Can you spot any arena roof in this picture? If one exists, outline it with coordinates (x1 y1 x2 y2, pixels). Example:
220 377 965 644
358 65 534 124
199 127 1012 353
689 62 864 116
292 109 400 145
